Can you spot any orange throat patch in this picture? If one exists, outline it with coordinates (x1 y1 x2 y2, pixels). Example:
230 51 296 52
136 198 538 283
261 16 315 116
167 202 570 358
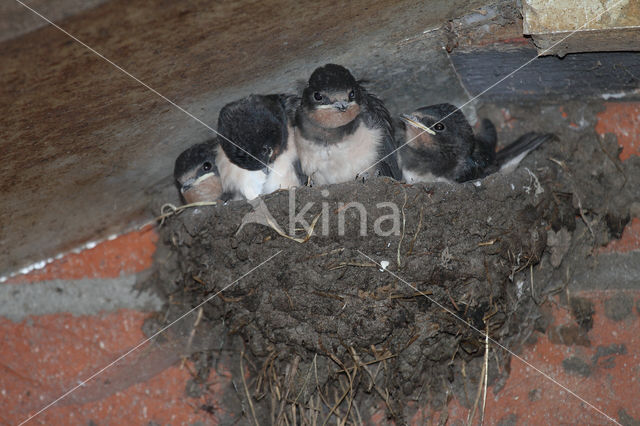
308 104 360 128
405 125 435 149
182 175 223 203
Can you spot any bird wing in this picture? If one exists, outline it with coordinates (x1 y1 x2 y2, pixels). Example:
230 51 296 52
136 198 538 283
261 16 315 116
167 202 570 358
461 118 498 181
362 91 402 180
278 94 302 122
496 132 555 173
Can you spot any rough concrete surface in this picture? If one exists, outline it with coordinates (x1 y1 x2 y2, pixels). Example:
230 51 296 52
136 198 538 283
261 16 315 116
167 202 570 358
0 276 163 321
0 0 109 42
570 252 640 290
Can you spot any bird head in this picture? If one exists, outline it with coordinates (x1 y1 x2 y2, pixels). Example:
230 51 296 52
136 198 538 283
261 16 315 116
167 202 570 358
302 64 362 128
218 95 288 171
174 141 222 203
400 103 473 155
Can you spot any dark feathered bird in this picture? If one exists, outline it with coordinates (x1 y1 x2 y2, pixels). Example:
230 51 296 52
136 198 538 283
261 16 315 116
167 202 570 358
398 103 554 183
216 94 304 200
293 64 401 185
174 139 223 203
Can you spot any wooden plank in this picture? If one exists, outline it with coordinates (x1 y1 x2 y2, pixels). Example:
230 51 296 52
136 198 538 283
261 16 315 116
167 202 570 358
522 0 640 56
450 46 640 99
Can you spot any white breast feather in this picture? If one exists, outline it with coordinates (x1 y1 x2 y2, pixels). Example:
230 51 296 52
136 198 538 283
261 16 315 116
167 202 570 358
216 146 267 200
295 122 382 185
263 126 301 193
216 127 301 200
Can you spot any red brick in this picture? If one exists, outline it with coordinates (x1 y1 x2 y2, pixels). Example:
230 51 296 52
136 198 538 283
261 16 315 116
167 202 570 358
3 290 638 425
600 217 640 254
0 310 231 425
403 290 640 425
595 102 640 161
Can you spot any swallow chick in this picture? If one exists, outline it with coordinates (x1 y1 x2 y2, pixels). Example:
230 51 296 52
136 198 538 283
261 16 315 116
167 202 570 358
216 94 304 200
398 103 554 184
174 140 223 203
294 64 401 185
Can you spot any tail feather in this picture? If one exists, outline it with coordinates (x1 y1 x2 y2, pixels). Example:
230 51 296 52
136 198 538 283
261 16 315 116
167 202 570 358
476 118 497 152
497 132 555 172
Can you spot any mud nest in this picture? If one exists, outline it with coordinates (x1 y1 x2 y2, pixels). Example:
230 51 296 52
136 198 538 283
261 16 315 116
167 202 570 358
143 124 638 423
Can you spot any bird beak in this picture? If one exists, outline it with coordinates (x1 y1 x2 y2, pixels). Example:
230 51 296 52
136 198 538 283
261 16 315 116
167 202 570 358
180 177 196 193
181 172 216 194
333 101 349 112
319 101 351 112
316 101 352 112
400 114 436 135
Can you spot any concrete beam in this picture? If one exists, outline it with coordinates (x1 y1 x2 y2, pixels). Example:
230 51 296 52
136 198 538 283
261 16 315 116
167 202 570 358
0 0 108 43
0 276 163 322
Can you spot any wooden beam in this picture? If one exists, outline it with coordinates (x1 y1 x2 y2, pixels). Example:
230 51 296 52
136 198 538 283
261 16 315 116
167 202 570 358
522 0 640 56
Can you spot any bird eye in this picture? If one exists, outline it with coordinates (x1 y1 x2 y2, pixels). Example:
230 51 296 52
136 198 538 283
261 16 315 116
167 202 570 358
313 92 323 101
202 161 212 172
348 90 355 100
434 122 445 131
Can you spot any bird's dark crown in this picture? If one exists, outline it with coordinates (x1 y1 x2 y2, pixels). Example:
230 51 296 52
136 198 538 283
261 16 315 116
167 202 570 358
307 64 358 91
414 104 466 126
218 95 288 171
407 103 473 139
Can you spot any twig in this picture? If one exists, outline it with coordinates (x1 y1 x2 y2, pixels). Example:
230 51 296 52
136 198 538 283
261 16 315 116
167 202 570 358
481 324 489 425
530 264 541 305
292 403 297 426
240 349 259 426
283 289 294 310
312 291 345 301
446 289 460 311
406 206 424 256
218 287 256 303
276 356 300 425
358 356 397 418
293 358 316 405
312 392 320 426
595 134 627 185
353 400 364 426
314 354 332 413
151 201 218 226
268 213 322 243
322 353 355 425
397 190 408 268
185 307 203 354
326 261 377 271
575 194 595 239
255 351 278 399
334 353 397 374
302 248 345 261
402 334 420 352
549 157 594 238
389 290 433 299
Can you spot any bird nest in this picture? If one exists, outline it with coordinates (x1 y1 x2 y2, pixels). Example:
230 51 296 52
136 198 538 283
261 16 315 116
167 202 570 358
143 164 566 422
